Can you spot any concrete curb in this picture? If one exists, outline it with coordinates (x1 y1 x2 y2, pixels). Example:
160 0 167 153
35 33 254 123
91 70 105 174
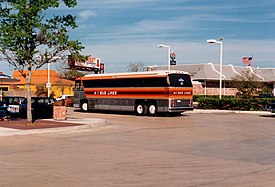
0 118 106 137
186 109 272 115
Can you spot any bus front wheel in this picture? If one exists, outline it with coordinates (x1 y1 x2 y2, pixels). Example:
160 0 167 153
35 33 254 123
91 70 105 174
81 101 88 112
148 103 157 116
135 103 147 116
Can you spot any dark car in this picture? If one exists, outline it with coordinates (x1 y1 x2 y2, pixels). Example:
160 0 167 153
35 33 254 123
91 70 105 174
0 110 10 121
265 103 275 113
0 96 25 117
0 96 25 110
20 97 56 118
259 94 274 98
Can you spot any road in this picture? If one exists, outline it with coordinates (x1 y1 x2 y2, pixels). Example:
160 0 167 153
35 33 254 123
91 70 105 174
0 110 275 186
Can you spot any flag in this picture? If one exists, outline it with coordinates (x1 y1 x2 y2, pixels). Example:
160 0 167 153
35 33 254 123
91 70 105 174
242 56 253 66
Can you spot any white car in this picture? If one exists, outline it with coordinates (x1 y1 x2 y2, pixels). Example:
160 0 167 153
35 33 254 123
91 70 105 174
56 95 73 101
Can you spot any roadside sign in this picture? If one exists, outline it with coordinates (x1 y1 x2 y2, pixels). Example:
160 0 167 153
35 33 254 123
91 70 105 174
170 51 176 65
46 83 51 88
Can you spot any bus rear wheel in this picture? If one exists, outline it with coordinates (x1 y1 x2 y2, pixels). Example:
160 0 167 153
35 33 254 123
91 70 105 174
81 101 88 112
135 103 147 116
148 103 157 116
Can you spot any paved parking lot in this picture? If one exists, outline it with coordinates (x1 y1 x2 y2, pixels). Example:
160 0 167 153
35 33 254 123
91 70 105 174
0 111 275 186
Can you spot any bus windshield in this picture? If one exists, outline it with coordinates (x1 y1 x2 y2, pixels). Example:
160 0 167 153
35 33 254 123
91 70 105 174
168 74 192 87
75 80 84 91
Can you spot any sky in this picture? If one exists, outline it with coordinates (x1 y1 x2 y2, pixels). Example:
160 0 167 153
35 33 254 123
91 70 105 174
1 0 275 75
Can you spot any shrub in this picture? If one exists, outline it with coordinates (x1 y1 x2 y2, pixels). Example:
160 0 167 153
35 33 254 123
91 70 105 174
195 95 275 111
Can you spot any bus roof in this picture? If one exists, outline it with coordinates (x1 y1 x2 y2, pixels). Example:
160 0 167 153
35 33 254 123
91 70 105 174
80 70 190 80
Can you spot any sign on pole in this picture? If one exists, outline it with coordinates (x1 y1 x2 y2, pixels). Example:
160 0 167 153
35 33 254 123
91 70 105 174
170 51 176 65
46 83 51 88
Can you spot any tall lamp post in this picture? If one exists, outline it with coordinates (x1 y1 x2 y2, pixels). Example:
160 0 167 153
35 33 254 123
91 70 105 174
47 62 51 97
46 56 60 97
207 38 223 99
157 44 171 71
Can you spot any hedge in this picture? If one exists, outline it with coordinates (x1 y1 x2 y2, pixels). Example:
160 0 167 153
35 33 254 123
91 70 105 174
194 96 275 111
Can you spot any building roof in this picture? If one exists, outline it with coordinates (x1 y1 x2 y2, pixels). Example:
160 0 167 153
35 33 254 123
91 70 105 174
2 70 74 85
252 68 275 82
146 63 275 82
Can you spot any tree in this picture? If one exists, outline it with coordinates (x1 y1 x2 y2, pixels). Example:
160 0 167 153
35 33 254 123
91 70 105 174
0 0 83 123
127 62 144 72
63 69 85 80
232 69 264 98
55 73 75 96
56 60 85 96
35 84 48 96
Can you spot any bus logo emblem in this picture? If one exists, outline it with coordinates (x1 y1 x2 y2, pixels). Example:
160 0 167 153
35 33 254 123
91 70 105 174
178 78 184 85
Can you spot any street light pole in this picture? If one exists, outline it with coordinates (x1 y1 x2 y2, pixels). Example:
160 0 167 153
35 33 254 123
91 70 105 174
219 41 223 99
46 56 61 97
157 44 171 71
207 38 223 99
47 62 50 97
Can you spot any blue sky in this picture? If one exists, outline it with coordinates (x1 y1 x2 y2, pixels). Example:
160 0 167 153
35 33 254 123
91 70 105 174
2 0 275 74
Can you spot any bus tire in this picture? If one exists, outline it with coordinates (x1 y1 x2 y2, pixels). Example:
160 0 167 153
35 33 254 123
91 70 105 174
135 103 147 116
148 103 157 116
81 101 89 112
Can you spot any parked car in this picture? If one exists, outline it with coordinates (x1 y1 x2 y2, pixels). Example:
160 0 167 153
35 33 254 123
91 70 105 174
20 97 56 118
0 104 7 111
264 103 275 113
56 94 73 101
65 96 74 107
0 110 10 121
56 95 74 107
259 94 274 98
0 96 25 109
0 96 25 117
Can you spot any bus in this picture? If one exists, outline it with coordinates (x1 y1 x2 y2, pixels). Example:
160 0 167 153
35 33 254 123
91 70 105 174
74 71 193 116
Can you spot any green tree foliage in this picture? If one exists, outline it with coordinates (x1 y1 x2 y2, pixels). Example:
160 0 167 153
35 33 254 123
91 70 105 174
0 0 83 123
70 53 89 62
35 84 47 96
63 70 85 80
232 69 264 98
55 71 78 96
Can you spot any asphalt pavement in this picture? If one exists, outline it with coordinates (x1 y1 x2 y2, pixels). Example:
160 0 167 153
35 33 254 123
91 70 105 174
0 109 272 137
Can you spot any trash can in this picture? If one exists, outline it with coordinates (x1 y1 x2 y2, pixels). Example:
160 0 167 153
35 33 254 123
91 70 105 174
53 106 67 120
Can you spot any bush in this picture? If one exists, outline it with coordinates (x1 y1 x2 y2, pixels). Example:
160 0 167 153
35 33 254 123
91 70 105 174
195 95 275 111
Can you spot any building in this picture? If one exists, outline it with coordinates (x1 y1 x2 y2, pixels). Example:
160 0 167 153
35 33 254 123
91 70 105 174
145 63 275 96
2 69 74 97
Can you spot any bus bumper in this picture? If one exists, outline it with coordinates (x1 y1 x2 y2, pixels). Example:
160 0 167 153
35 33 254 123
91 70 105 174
73 103 80 108
168 107 194 112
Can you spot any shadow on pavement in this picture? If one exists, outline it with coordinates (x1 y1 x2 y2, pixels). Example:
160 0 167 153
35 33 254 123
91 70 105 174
259 114 275 118
74 109 185 117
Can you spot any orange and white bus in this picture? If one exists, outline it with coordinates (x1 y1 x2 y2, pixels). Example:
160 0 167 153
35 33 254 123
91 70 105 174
74 71 193 115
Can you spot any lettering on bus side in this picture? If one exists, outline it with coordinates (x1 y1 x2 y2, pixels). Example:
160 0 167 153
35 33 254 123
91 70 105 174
94 91 118 95
173 91 192 95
